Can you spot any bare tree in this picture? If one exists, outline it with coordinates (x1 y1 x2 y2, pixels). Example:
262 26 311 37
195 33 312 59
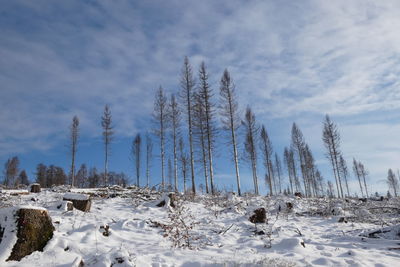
169 94 180 192
3 156 19 187
291 123 308 196
387 169 399 197
315 169 325 197
260 125 274 195
180 57 196 194
168 157 172 190
153 86 168 190
353 158 364 197
303 144 318 197
283 147 294 194
193 92 209 194
198 62 217 194
327 180 335 198
101 105 113 186
358 161 369 198
322 115 343 198
219 69 242 196
178 137 189 193
274 152 283 194
18 170 29 186
243 107 259 195
145 132 153 187
338 155 350 197
69 115 79 187
132 133 141 186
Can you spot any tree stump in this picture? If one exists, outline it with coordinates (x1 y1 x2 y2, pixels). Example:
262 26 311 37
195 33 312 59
156 193 176 208
249 208 267 224
0 207 54 262
29 184 41 193
294 192 302 198
63 193 91 212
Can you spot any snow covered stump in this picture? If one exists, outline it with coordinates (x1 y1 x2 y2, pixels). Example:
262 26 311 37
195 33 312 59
63 193 91 212
156 193 176 208
0 207 54 262
29 183 41 193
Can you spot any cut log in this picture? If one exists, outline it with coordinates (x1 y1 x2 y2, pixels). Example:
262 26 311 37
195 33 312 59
63 193 91 212
0 207 54 262
29 184 41 193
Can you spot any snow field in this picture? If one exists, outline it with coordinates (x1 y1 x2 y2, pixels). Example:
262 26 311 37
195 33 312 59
0 189 399 266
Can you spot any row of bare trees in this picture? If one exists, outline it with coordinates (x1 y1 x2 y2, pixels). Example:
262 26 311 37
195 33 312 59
6 57 393 197
152 58 242 195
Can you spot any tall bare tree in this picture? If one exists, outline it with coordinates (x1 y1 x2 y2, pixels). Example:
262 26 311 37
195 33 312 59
167 157 172 190
358 161 369 198
322 115 343 198
178 137 189 193
387 169 399 197
145 132 153 187
219 69 242 196
153 86 168 190
338 155 350 197
132 133 141 186
260 125 274 195
274 152 283 194
198 62 217 194
180 57 196 194
243 107 259 195
352 158 364 197
291 123 307 195
303 144 318 197
169 94 180 192
101 104 113 186
283 147 294 194
193 92 209 193
70 115 79 187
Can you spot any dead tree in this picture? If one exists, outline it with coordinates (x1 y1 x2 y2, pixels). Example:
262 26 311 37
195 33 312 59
303 144 317 197
274 153 283 194
101 105 113 187
69 116 79 187
192 92 209 193
387 169 399 197
322 115 343 198
169 94 180 192
180 57 196 194
243 107 259 195
198 62 217 194
338 155 350 197
260 125 274 196
284 147 294 194
353 158 364 197
153 86 168 190
291 123 308 196
3 156 19 187
178 137 189 193
358 161 369 198
131 133 141 187
219 69 242 195
145 132 153 187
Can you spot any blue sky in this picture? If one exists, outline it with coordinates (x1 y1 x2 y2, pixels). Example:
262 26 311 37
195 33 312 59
1 0 400 194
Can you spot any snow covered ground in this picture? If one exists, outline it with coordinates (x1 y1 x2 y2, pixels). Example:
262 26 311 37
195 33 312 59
0 187 399 266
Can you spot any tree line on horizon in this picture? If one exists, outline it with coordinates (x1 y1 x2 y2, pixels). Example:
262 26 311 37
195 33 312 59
1 57 399 198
